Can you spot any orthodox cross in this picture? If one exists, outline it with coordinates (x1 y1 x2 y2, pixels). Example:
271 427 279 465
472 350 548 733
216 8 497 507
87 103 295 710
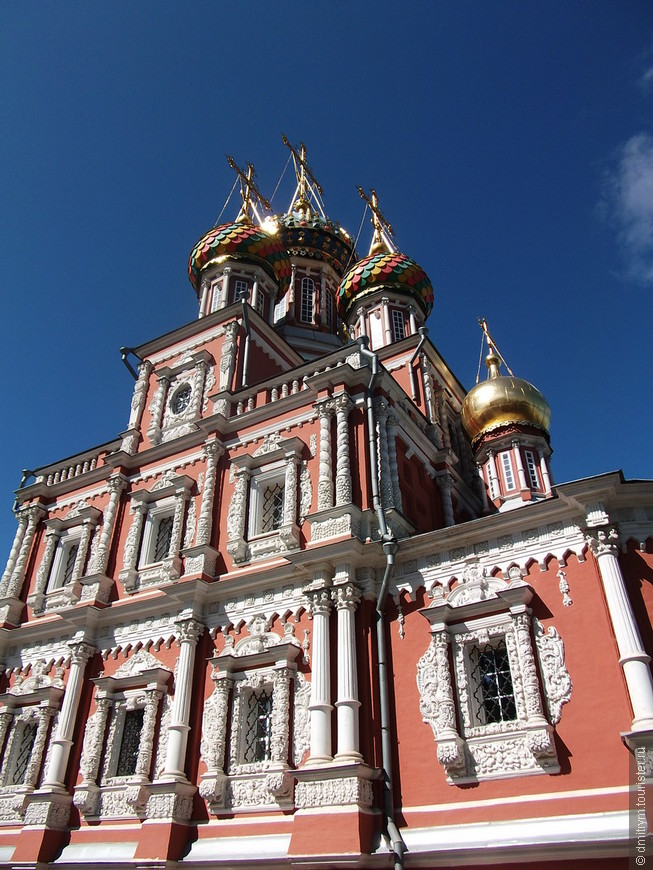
357 187 395 253
226 155 271 223
477 317 514 378
282 135 323 209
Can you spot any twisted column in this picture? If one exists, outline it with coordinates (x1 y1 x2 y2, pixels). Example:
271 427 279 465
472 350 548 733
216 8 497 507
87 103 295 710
283 452 299 526
316 400 334 510
1 511 30 591
147 374 170 445
3 504 45 599
195 441 223 546
334 394 353 506
135 688 163 778
23 706 56 789
33 527 61 597
127 360 153 431
90 476 126 575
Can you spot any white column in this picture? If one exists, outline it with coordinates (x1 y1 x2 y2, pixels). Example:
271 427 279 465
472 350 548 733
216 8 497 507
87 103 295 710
376 400 394 509
1 511 29 590
512 441 528 490
288 263 296 320
486 450 500 501
586 523 653 731
333 574 362 761
33 526 61 597
283 452 299 526
316 400 334 510
334 394 353 506
90 476 126 575
221 266 232 308
539 450 553 495
43 640 95 788
319 270 327 326
199 278 209 317
386 408 402 511
408 306 417 334
127 360 153 431
163 616 204 780
381 298 391 345
356 307 365 340
477 466 490 512
251 273 260 312
195 440 223 546
147 374 170 445
306 588 333 763
438 471 455 527
4 504 45 599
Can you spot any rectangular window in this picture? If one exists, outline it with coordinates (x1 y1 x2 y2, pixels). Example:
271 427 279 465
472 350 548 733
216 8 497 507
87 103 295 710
10 722 38 785
300 277 315 324
391 309 406 343
469 640 517 725
500 451 516 491
524 450 540 490
139 502 176 567
47 534 83 592
261 482 284 533
243 688 273 763
254 290 265 317
325 291 334 331
115 708 144 777
233 279 249 303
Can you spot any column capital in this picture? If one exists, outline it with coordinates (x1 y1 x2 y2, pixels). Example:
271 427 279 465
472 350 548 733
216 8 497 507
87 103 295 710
332 583 361 611
68 640 95 666
333 393 354 415
585 524 620 558
203 439 224 461
175 617 204 645
106 474 128 496
305 588 333 616
316 397 334 418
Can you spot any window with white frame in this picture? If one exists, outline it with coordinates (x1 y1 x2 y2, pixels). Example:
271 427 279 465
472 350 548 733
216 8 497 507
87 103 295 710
254 288 265 317
391 309 406 343
233 279 250 303
74 651 171 818
300 277 314 323
0 666 64 816
47 529 84 592
524 450 540 490
248 470 285 538
139 499 176 567
417 573 572 784
199 625 310 813
500 451 516 491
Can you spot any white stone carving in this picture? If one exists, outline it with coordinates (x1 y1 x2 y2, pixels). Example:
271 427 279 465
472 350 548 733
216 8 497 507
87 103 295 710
533 619 573 724
295 777 373 808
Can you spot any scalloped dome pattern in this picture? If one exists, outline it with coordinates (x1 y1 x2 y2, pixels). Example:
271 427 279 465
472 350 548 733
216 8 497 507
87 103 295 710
188 222 292 297
337 250 434 320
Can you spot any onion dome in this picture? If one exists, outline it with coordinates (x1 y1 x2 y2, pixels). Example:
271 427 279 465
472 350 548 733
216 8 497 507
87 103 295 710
337 250 434 321
278 209 356 278
188 222 292 298
461 349 551 446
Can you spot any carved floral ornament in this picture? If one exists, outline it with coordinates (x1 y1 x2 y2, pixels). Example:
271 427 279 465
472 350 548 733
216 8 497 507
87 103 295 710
416 563 572 783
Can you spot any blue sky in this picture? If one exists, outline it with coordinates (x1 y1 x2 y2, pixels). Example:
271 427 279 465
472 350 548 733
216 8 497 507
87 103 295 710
1 2 652 556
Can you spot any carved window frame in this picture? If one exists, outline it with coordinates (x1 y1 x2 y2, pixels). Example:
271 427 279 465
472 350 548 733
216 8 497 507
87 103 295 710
74 655 171 819
199 630 310 813
47 527 84 592
138 497 176 569
0 675 64 822
247 465 286 540
418 579 571 784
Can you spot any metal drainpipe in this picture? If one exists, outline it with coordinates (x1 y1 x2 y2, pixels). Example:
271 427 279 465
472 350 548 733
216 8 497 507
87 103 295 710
408 327 429 401
239 290 251 388
356 336 405 869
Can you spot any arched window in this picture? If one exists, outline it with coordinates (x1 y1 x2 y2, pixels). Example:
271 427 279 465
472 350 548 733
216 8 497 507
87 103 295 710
300 277 315 324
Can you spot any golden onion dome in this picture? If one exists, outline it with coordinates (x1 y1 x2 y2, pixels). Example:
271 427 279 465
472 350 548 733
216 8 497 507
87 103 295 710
461 350 551 446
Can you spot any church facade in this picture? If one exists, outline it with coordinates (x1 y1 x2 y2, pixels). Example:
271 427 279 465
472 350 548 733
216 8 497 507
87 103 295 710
0 145 651 868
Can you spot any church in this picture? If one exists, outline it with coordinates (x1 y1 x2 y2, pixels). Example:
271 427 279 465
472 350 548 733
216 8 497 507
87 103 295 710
0 140 651 868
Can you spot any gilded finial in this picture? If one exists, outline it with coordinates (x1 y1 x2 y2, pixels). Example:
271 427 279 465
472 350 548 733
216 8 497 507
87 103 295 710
357 187 395 255
282 135 324 219
226 155 271 224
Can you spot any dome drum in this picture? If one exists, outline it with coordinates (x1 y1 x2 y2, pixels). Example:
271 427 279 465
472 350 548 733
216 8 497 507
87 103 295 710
278 212 355 278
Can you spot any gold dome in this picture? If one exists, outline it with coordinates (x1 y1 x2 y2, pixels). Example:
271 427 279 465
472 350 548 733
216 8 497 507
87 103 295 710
461 350 551 446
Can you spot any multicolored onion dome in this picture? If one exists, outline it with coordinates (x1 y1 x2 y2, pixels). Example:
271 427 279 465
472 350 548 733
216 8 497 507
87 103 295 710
188 222 292 298
337 250 434 320
278 211 356 278
461 353 551 447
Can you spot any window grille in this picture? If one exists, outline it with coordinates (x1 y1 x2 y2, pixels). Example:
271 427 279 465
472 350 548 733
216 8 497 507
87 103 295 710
254 290 265 316
501 452 516 491
469 640 517 725
243 688 273 763
524 450 539 489
115 708 144 777
170 383 192 415
325 290 334 331
62 544 79 585
391 309 406 343
300 278 314 323
261 483 284 533
234 279 249 302
10 722 38 785
153 515 174 562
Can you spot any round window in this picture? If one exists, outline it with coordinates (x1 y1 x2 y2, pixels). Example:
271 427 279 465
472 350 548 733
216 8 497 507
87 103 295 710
170 383 192 415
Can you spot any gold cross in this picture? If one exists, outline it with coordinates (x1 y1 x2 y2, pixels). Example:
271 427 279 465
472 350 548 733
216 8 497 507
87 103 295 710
282 135 323 208
226 155 271 223
357 187 394 252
